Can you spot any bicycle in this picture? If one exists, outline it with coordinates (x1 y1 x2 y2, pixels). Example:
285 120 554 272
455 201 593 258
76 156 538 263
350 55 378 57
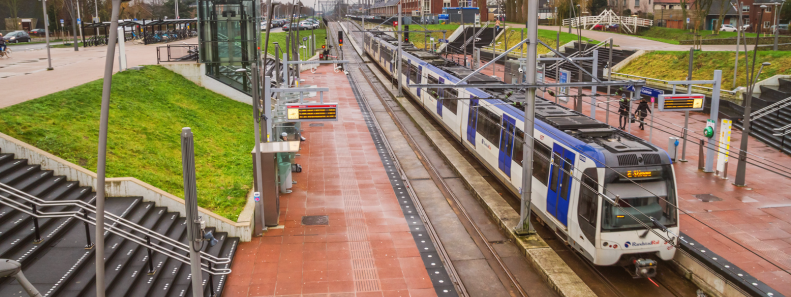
0 47 11 58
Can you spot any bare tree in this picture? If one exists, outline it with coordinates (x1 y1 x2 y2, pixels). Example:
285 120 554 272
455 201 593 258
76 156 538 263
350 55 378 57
1 0 21 30
680 0 688 28
714 0 729 33
691 0 714 31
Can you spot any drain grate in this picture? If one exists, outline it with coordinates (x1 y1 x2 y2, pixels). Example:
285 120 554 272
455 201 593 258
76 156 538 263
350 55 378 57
309 123 324 127
301 215 329 225
693 194 722 202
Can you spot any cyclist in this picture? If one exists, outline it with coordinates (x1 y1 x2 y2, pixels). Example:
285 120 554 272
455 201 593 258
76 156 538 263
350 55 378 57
0 33 6 53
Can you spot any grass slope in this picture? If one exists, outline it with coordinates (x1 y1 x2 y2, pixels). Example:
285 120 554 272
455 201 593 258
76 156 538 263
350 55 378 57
0 66 253 221
263 28 327 60
617 51 791 88
494 28 600 55
408 24 460 49
633 27 757 45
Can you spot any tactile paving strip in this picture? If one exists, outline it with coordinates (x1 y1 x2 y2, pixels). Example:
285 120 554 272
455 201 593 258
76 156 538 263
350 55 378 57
347 66 459 296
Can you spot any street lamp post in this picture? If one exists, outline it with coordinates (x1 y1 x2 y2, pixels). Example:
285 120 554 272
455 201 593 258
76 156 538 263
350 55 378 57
42 0 54 70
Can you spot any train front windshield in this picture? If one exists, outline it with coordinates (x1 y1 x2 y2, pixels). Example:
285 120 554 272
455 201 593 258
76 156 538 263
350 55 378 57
601 165 677 231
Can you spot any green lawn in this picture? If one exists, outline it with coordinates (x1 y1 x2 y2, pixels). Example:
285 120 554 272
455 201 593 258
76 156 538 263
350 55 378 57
493 28 600 55
51 42 84 48
633 27 758 45
262 28 326 60
0 66 254 221
408 24 460 50
617 51 791 88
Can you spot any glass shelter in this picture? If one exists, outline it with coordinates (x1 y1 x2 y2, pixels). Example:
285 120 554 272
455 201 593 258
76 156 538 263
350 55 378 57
198 0 260 94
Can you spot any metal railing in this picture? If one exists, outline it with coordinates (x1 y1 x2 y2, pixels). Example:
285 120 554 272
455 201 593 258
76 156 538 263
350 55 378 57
0 182 231 275
546 39 611 71
609 72 739 95
157 44 199 64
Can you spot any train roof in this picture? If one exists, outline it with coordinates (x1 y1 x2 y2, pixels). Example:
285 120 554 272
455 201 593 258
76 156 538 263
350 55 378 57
365 31 669 166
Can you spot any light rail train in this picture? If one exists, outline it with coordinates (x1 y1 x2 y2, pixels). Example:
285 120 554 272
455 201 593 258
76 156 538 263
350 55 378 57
361 30 679 275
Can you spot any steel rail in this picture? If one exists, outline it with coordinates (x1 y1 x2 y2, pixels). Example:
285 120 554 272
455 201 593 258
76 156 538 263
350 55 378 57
339 20 529 297
0 183 232 268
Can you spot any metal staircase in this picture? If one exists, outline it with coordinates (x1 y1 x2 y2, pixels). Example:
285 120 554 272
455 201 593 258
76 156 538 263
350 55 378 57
733 78 791 155
0 147 239 297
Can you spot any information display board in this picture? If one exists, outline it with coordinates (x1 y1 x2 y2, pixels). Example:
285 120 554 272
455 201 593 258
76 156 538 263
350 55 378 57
559 69 570 102
657 94 705 111
286 103 338 122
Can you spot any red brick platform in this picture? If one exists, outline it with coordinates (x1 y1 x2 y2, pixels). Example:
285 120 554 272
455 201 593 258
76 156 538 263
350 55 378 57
223 64 437 297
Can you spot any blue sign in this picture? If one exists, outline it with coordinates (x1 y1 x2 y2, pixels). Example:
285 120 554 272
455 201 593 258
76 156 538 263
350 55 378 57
559 69 570 102
60 19 64 24
626 85 664 98
77 18 81 24
438 39 449 43
254 192 261 202
438 14 449 20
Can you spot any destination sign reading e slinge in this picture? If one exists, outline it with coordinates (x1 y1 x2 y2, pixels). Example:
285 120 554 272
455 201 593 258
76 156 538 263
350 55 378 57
658 94 705 112
286 103 338 122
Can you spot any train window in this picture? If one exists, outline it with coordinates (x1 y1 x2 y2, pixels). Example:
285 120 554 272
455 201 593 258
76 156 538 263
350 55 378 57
442 88 458 114
549 152 561 193
600 164 677 232
402 60 410 78
533 141 551 186
410 64 419 83
477 106 501 149
427 75 439 98
513 129 524 165
560 157 573 199
577 168 598 242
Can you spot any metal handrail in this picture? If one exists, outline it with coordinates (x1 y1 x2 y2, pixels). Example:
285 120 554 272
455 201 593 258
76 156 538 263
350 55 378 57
459 21 491 49
0 182 232 275
609 72 739 95
752 96 791 120
546 38 610 71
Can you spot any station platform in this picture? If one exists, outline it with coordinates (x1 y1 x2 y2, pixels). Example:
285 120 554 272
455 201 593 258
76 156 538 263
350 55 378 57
467 60 791 295
223 64 437 297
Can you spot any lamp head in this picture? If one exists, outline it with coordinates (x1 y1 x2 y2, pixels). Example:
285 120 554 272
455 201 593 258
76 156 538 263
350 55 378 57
235 68 248 73
762 62 771 66
760 4 767 8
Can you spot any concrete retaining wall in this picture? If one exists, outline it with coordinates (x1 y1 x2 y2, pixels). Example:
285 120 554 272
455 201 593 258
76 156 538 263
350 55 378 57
0 131 255 242
160 63 252 106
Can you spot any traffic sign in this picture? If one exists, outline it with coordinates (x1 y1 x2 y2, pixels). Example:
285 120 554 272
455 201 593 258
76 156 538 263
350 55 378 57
624 85 663 97
77 18 81 25
658 94 705 112
438 39 449 43
286 103 338 122
60 19 64 24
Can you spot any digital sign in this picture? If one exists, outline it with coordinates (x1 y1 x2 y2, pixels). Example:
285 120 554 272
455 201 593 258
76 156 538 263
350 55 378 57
658 94 705 112
286 103 338 122
615 166 663 181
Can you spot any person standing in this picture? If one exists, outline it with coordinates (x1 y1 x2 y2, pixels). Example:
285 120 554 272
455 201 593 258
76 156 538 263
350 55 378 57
634 99 652 130
618 94 629 130
495 19 501 33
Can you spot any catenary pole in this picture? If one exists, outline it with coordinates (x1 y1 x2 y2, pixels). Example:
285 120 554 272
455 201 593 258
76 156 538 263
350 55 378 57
733 1 742 89
181 128 204 297
515 0 538 235
680 47 693 162
397 3 403 96
95 1 122 296
42 0 54 70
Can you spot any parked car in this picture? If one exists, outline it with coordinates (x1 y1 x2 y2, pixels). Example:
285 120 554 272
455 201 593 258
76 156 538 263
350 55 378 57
29 29 47 36
298 21 313 30
3 31 32 43
282 23 292 31
720 24 738 32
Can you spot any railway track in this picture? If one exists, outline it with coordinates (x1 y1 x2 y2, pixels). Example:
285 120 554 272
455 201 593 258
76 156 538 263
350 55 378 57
325 20 528 297
324 19 699 297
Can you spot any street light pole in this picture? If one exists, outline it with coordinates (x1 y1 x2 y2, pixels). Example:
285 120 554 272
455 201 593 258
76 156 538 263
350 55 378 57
397 3 403 96
42 0 54 70
95 1 122 296
734 6 768 187
515 0 539 236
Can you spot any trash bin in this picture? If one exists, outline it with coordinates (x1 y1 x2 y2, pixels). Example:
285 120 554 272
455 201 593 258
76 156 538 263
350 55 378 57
668 137 680 161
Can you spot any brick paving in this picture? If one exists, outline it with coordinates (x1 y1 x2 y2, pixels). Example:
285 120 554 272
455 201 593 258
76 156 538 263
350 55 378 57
223 64 437 297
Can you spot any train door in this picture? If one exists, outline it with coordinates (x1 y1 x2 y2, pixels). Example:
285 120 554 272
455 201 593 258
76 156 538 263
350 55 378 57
498 115 516 178
466 97 478 146
437 77 445 117
547 144 575 226
417 65 423 97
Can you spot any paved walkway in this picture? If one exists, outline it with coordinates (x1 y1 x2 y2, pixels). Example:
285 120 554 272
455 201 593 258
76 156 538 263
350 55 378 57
468 62 791 295
504 24 754 51
0 38 195 108
223 64 437 297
